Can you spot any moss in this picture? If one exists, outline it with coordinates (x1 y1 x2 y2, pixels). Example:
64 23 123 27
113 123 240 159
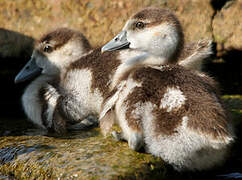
0 128 168 179
214 34 226 44
222 95 242 126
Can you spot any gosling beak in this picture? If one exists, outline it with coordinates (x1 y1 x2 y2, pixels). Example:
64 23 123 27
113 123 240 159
101 31 130 53
15 58 42 84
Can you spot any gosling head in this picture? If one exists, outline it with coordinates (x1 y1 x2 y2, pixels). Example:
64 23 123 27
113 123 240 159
15 28 91 83
102 8 184 62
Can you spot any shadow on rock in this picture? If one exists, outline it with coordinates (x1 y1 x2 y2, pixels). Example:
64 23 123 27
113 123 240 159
47 128 100 140
204 48 242 94
210 0 234 11
0 118 36 137
0 116 99 140
0 28 34 59
0 28 34 117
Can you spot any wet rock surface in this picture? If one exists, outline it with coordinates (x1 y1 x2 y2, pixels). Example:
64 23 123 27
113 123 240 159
0 128 166 179
0 1 242 179
0 96 241 179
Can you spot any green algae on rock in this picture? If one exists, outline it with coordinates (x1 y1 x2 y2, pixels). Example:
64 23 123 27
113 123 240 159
0 129 166 180
222 95 242 126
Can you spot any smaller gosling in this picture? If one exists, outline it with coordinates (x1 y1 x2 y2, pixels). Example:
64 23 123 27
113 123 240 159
15 28 96 133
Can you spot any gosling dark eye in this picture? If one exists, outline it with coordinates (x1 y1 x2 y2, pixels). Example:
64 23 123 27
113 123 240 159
136 22 145 29
43 45 52 53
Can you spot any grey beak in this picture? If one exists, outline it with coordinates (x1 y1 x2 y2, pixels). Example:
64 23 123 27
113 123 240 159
15 58 42 84
101 31 130 53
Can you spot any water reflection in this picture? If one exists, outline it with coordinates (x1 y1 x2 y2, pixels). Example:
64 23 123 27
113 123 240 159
217 172 242 179
0 145 55 165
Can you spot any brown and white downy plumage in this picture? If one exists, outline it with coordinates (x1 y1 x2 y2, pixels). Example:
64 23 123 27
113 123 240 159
15 28 94 133
15 24 212 133
100 8 234 171
179 39 212 71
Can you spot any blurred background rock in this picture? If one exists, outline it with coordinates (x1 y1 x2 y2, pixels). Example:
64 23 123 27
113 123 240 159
0 0 241 115
0 1 241 179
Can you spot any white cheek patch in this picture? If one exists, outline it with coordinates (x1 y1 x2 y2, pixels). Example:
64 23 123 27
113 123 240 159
160 86 186 112
127 29 153 51
127 24 179 58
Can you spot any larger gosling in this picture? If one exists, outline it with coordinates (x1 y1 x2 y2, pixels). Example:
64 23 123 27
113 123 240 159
100 7 234 171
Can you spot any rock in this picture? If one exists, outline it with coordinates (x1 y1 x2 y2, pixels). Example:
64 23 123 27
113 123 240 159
222 95 242 127
0 29 34 117
0 0 214 49
213 0 242 51
1 0 242 57
0 128 166 179
0 28 34 58
167 0 214 42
